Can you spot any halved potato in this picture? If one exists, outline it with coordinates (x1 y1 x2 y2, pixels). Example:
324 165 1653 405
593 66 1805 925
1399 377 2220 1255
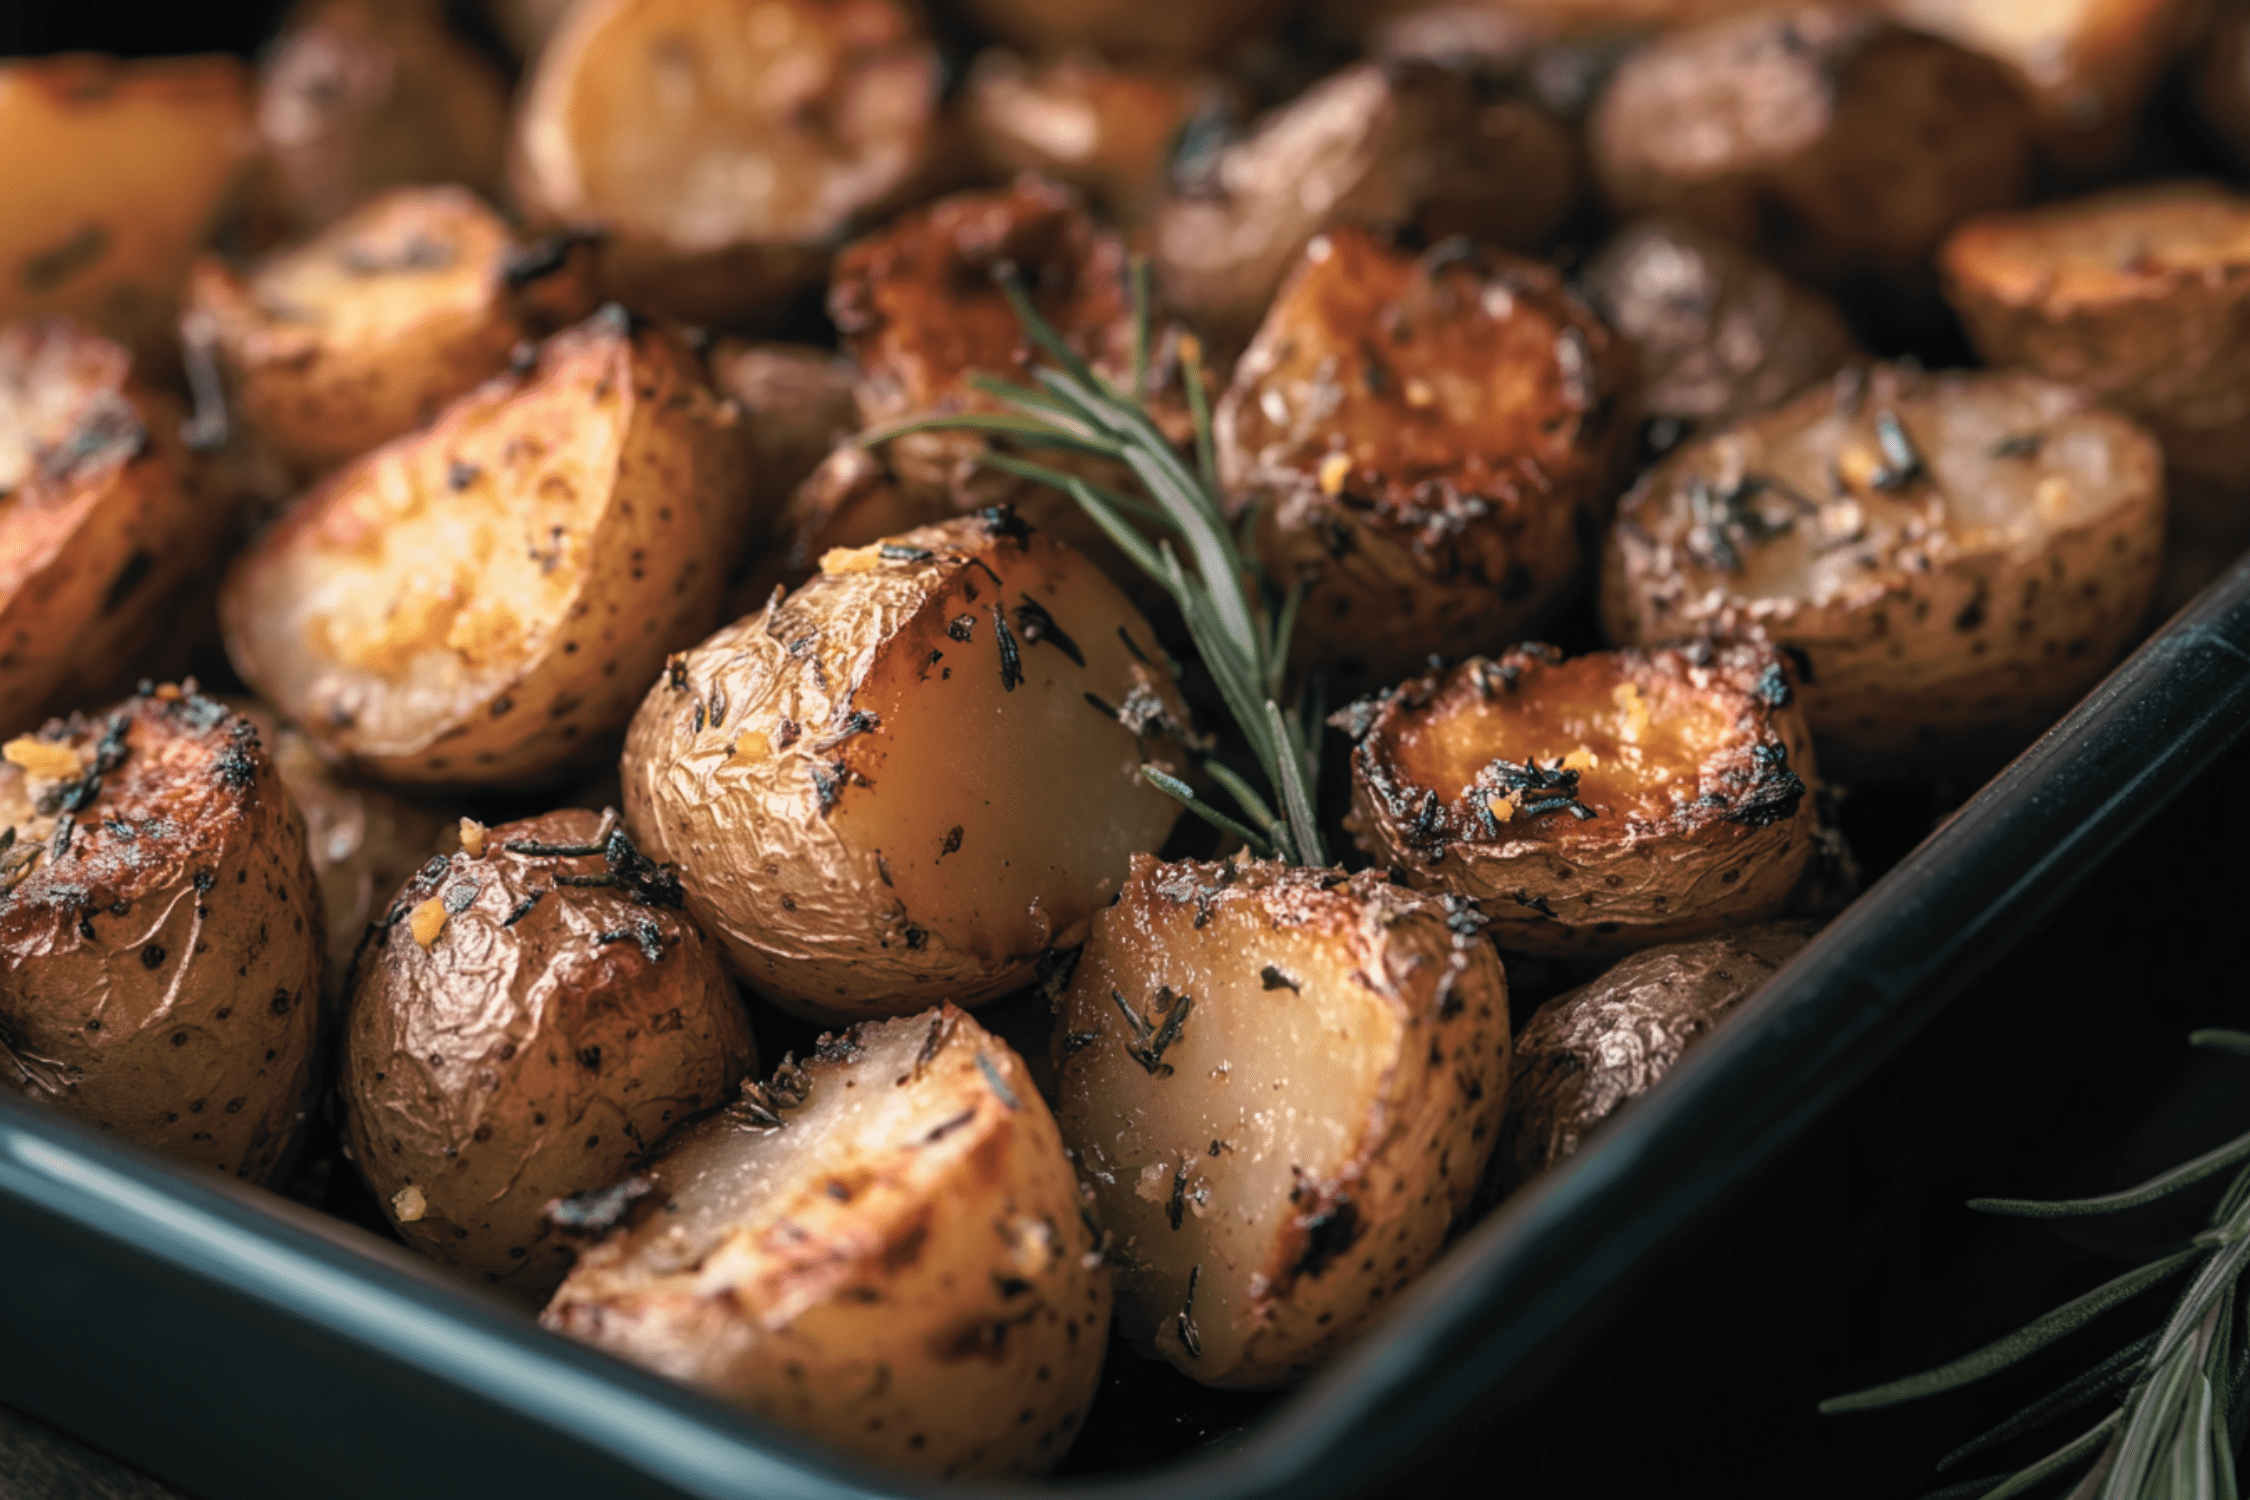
1154 60 1582 347
221 305 750 788
0 55 253 363
0 319 223 738
621 511 1189 1021
1341 639 1819 958
513 0 942 326
251 0 511 239
964 52 1222 229
1490 920 1815 1198
189 185 599 479
1602 364 2166 780
1216 226 1634 690
343 807 758 1301
542 1006 1106 1479
1054 853 1509 1388
1589 8 2036 290
1582 216 1857 438
0 687 324 1184
707 338 864 516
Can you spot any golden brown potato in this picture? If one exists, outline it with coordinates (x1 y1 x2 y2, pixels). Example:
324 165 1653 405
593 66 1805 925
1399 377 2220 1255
0 688 323 1183
621 512 1189 1021
1340 640 1819 958
1054 854 1509 1388
1490 921 1814 1197
728 440 950 609
964 52 1222 229
1581 216 1858 437
1154 60 1583 348
0 55 253 363
1602 364 2166 781
251 0 511 239
957 0 1290 65
1216 227 1634 691
0 319 225 738
222 306 750 788
513 0 942 326
1589 8 2037 290
188 186 599 479
707 338 863 514
342 808 757 1301
543 1006 1105 1479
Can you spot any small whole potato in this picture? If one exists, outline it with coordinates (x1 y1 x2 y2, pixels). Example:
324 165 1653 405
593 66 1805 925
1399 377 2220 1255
705 338 864 518
728 440 949 610
189 185 598 479
1054 854 1510 1388
963 52 1225 229
0 687 324 1183
222 305 751 788
1217 226 1634 690
342 807 757 1300
622 511 1189 1021
1339 639 1820 958
543 1006 1106 1479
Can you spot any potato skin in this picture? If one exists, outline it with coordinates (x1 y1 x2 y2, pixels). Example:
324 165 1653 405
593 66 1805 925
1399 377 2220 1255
1343 639 1819 958
1217 227 1634 690
190 186 599 479
706 339 864 519
221 306 750 788
729 440 951 609
1589 8 2036 289
342 808 756 1300
0 690 324 1183
543 1006 1105 1479
1601 364 2167 780
964 52 1221 229
622 512 1189 1020
1490 921 1814 1198
0 320 224 739
1054 855 1510 1388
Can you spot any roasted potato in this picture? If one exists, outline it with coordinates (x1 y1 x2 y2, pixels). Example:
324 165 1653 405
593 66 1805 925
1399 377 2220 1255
621 511 1189 1021
512 0 942 326
1581 216 1858 439
1054 854 1509 1388
485 0 580 61
1339 639 1819 958
964 52 1223 229
1216 227 1635 691
222 306 750 788
342 808 758 1300
1589 8 2036 291
2194 4 2250 172
956 0 1289 65
0 688 323 1183
0 54 253 363
543 1006 1105 1479
729 440 949 609
1490 921 1815 1198
0 318 225 738
188 185 599 480
1155 60 1583 347
1602 364 2166 781
251 0 511 240
707 338 864 516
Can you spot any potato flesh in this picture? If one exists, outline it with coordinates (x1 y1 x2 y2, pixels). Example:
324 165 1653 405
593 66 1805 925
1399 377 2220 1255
0 322 130 497
239 188 511 355
1946 183 2250 307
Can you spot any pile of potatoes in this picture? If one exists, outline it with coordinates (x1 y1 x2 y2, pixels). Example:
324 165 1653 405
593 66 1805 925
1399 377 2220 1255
0 0 2238 1478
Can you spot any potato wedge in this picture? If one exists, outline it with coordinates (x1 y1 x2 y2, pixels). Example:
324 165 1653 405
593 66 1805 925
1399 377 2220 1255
0 319 224 738
543 1006 1105 1478
0 55 252 363
622 511 1189 1021
0 688 323 1183
1340 639 1819 958
1582 216 1857 438
1589 8 2036 290
1154 60 1582 347
1490 921 1815 1197
252 0 511 239
964 52 1222 229
1601 364 2166 781
707 339 864 516
1054 854 1509 1388
222 306 750 788
1216 227 1634 690
189 186 599 479
513 0 941 326
343 808 757 1300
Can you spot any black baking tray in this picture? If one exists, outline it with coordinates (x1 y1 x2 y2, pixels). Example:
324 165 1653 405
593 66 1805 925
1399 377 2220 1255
8 552 2250 1500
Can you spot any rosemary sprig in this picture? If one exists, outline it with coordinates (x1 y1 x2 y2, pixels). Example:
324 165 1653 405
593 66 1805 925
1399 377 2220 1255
862 256 1327 865
1822 1029 2250 1499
